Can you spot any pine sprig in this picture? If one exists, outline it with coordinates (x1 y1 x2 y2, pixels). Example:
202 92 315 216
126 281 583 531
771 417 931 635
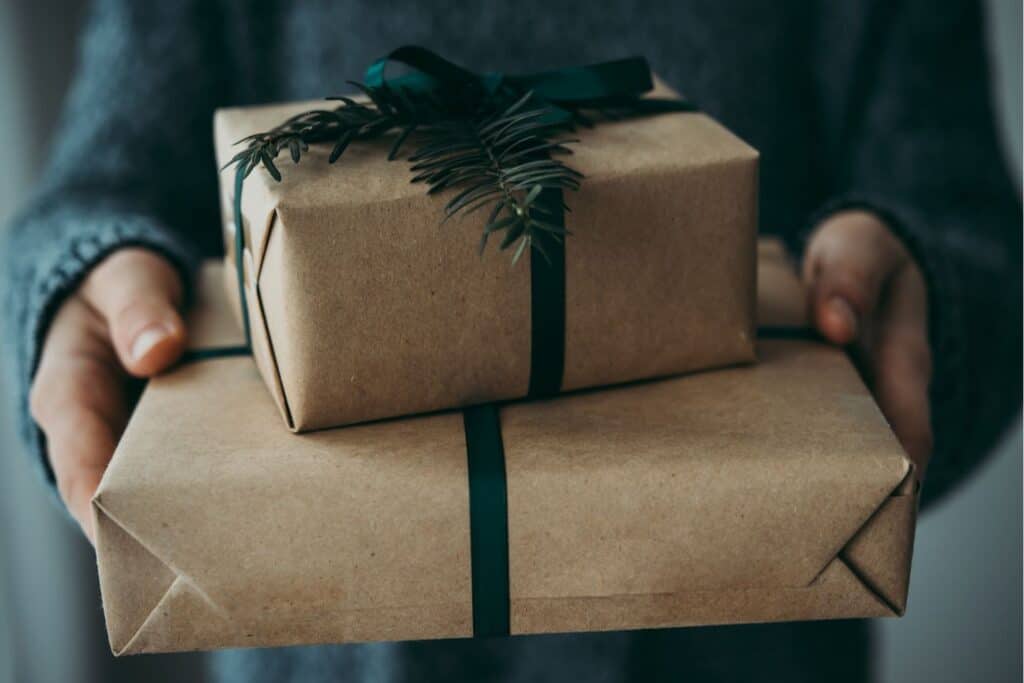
223 83 434 179
409 92 580 262
226 82 582 261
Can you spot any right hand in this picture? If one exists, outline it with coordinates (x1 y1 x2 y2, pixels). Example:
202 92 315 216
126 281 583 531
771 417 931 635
29 248 187 543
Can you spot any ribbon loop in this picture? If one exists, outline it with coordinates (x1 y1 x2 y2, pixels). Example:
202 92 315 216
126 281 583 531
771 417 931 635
365 45 481 94
505 56 655 103
362 46 689 118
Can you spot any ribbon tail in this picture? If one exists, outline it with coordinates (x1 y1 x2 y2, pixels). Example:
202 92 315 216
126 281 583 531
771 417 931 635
233 165 253 351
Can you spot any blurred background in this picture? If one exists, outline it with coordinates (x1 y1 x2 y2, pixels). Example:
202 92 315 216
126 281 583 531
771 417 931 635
0 2 1020 682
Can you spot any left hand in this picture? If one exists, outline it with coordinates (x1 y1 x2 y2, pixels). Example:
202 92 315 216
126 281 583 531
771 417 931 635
802 209 933 477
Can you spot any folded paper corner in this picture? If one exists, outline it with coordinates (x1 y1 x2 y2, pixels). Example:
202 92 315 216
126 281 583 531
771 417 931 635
241 209 297 431
838 475 920 616
93 496 178 655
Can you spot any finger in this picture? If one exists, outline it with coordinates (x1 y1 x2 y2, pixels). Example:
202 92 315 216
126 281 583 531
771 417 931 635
30 298 130 542
872 335 932 474
80 248 186 377
47 407 119 543
803 211 908 345
867 265 933 475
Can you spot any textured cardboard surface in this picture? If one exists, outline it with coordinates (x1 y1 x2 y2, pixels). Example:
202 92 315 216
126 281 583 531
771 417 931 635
213 85 758 431
93 241 916 655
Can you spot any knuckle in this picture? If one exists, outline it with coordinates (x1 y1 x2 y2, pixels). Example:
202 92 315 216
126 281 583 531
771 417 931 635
833 260 872 285
28 378 54 425
876 332 929 372
832 271 873 308
113 296 160 326
28 374 79 427
918 431 935 457
814 254 880 299
54 468 92 514
29 361 111 428
876 344 910 380
112 296 177 339
44 411 115 496
902 426 934 467
816 271 874 317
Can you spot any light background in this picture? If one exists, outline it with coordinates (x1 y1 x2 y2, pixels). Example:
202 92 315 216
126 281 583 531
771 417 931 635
0 2 1019 682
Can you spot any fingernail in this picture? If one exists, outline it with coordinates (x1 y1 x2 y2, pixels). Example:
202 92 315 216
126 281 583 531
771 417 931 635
130 324 172 362
828 296 858 338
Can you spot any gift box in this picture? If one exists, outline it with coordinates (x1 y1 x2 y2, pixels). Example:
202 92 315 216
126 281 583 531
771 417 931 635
93 240 917 655
213 76 758 432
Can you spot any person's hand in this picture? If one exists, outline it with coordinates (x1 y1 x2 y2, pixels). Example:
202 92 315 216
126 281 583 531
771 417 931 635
29 248 187 543
803 210 933 477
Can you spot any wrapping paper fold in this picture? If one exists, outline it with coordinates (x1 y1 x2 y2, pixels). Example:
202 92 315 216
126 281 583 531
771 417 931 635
213 82 759 431
93 240 917 655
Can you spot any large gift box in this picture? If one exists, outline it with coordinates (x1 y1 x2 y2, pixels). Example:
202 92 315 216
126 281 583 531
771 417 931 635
213 79 758 432
93 241 917 655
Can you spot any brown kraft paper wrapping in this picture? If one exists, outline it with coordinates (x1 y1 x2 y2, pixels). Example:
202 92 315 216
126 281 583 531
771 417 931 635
213 82 759 431
93 240 918 655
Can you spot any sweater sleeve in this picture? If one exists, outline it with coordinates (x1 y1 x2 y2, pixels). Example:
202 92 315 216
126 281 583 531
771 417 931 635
811 0 1022 505
1 0 227 488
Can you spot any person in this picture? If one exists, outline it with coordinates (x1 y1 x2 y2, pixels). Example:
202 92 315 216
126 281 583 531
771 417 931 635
3 1 1020 681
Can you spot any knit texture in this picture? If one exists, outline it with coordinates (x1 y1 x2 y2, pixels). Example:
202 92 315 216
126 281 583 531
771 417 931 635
2 0 1020 680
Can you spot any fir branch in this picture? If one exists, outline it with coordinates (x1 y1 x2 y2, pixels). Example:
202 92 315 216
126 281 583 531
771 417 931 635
226 83 583 261
223 84 430 179
408 92 580 261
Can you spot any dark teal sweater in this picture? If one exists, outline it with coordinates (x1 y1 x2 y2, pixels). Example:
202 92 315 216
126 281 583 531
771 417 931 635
3 1 1020 680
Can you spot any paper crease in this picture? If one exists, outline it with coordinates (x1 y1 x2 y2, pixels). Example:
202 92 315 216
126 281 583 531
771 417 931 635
94 496 231 653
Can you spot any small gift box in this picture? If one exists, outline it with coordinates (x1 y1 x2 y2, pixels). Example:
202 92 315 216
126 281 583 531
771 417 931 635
93 240 917 655
213 49 759 431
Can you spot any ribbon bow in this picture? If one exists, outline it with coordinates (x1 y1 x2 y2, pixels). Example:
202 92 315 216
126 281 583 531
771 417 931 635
363 45 693 124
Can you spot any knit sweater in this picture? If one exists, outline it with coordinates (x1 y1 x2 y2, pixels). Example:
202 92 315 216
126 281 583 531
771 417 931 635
3 1 1020 681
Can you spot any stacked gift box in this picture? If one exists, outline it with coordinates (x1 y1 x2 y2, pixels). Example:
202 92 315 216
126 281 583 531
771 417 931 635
92 50 916 655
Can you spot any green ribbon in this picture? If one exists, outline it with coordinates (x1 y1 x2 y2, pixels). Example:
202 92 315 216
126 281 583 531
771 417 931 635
363 45 677 125
754 326 824 342
462 404 511 636
233 164 252 352
227 46 701 637
180 345 250 364
183 325 816 637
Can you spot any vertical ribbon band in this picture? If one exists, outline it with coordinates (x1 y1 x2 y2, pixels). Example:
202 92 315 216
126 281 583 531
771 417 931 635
183 328 818 637
527 187 567 398
233 164 253 352
463 404 512 637
231 170 569 397
456 326 818 638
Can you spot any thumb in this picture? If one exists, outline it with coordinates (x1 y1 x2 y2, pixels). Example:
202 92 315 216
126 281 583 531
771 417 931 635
81 248 187 377
802 210 908 345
